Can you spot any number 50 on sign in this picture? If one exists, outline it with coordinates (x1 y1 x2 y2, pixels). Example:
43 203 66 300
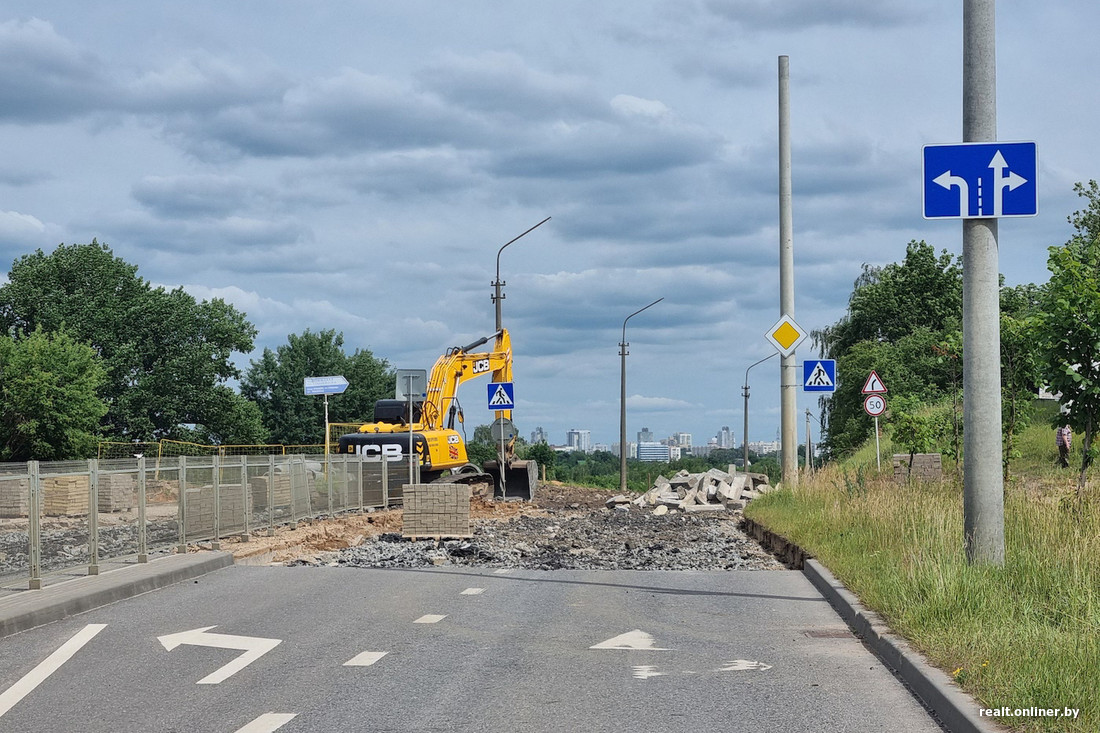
864 394 886 417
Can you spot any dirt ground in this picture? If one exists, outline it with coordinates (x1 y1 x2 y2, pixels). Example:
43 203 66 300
216 481 613 565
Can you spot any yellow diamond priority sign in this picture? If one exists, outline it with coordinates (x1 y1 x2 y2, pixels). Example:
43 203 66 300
765 315 807 357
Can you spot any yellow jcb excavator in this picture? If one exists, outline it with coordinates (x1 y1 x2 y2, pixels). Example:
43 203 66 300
336 328 537 499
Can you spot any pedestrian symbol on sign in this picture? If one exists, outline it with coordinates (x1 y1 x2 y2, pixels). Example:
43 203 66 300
802 359 836 393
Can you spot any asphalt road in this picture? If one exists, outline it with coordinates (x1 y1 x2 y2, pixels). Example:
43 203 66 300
0 565 944 733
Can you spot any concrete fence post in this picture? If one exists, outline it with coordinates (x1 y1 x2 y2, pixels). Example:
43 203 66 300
177 455 188 554
28 461 42 590
88 459 100 576
137 456 148 562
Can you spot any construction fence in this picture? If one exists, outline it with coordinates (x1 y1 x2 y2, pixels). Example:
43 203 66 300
0 453 418 591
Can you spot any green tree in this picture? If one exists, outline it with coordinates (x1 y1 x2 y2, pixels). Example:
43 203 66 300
1034 181 1100 492
522 441 558 480
241 329 393 445
0 328 107 461
1000 284 1042 479
0 241 256 440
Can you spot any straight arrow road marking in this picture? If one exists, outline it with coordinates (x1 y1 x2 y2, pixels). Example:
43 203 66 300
0 623 107 718
158 626 281 685
234 713 297 733
716 659 772 672
344 651 388 667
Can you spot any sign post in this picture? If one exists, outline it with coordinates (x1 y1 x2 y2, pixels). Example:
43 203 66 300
304 376 349 497
861 372 888 471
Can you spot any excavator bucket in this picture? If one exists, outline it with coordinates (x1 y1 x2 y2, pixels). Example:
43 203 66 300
483 459 537 501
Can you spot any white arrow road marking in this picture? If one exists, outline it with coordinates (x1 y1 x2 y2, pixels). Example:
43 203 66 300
716 659 773 672
460 588 485 595
234 713 297 732
988 150 1028 216
158 626 281 685
590 630 670 650
933 170 969 216
344 651 388 667
632 665 665 680
413 614 447 624
0 623 107 718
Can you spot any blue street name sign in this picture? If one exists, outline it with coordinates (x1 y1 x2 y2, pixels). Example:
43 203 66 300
923 141 1037 219
487 382 515 410
304 375 349 395
803 359 837 393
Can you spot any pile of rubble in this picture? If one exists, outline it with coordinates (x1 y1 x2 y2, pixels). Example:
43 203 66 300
603 467 773 515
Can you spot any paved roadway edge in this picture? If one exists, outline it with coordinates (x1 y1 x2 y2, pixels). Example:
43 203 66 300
0 552 234 639
742 516 1004 733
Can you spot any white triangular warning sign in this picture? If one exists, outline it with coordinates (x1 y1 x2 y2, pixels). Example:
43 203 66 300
861 370 887 394
489 385 512 407
806 362 834 388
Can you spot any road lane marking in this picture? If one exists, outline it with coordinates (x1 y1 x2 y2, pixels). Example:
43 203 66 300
414 615 447 624
460 588 485 595
716 659 772 672
234 713 297 732
158 626 282 684
492 569 512 574
590 630 670 650
0 623 107 718
632 665 665 680
344 651 388 667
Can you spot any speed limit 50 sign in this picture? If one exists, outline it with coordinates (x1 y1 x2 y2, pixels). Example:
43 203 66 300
863 394 887 417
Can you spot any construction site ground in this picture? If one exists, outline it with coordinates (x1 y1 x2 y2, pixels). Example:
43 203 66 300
217 482 784 571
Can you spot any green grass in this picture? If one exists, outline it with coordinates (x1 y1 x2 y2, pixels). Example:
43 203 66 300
748 420 1100 733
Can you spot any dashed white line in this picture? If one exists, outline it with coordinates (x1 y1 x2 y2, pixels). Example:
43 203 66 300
0 623 107 718
233 713 297 732
414 614 447 624
460 588 485 595
344 651 388 667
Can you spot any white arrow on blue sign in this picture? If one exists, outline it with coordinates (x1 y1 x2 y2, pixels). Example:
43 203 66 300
304 375 349 395
923 141 1037 219
487 382 515 410
803 359 837 393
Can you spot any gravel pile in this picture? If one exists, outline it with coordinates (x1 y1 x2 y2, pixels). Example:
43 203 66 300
332 508 784 571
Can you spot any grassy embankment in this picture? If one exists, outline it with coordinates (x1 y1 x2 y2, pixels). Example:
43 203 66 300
746 421 1099 733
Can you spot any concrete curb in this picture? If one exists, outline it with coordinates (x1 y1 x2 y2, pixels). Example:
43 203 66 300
0 551 234 639
803 559 1004 733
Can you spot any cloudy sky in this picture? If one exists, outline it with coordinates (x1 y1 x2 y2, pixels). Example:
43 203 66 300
0 2 1094 450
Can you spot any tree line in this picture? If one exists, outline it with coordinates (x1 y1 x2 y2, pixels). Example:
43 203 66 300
0 240 393 461
815 181 1100 487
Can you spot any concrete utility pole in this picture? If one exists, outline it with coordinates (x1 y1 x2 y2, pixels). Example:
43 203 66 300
620 298 663 492
962 0 1005 565
778 55 798 484
492 217 551 331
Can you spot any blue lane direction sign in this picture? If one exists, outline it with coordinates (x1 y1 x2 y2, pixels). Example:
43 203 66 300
923 141 1037 219
487 382 515 410
304 375 349 395
803 359 837 393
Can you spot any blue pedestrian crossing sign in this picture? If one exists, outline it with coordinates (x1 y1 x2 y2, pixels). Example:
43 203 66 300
923 141 1037 219
487 382 515 410
803 359 837 393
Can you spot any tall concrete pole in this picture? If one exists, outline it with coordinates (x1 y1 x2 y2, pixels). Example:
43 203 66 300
778 55 798 484
962 0 1004 565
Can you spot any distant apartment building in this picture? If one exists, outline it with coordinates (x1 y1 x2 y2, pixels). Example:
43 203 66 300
716 426 734 449
612 442 637 459
530 426 548 444
637 427 654 443
566 429 592 453
749 440 782 455
637 441 671 462
593 443 611 454
670 432 692 451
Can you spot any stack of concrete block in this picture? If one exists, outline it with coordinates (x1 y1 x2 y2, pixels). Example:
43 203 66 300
98 473 136 512
183 483 247 536
43 476 90 516
621 468 774 514
250 470 312 515
892 453 943 483
0 476 30 518
402 483 471 538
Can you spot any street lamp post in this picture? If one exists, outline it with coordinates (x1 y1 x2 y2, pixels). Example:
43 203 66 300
742 352 778 473
619 298 663 492
492 217 550 331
